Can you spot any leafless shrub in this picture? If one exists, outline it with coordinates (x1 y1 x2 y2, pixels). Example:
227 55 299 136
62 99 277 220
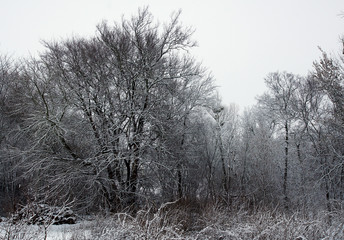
77 201 344 239
0 219 39 240
193 202 344 240
1 203 344 239
11 203 76 225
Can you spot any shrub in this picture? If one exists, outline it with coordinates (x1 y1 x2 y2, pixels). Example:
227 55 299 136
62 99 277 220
11 203 76 225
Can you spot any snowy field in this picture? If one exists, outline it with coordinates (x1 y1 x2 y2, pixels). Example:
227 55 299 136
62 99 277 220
0 220 93 240
1 208 344 240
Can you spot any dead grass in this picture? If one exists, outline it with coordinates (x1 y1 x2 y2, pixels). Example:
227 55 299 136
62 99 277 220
1 201 344 239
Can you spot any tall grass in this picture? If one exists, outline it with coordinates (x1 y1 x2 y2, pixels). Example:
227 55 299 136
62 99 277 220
1 200 344 239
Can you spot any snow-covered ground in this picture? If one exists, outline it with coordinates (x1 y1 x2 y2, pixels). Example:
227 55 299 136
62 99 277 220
43 223 92 240
0 220 93 240
1 209 344 240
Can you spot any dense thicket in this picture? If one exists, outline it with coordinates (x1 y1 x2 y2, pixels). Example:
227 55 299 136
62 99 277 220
0 9 344 217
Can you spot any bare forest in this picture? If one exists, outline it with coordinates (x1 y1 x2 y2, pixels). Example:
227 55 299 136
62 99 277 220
1 8 344 239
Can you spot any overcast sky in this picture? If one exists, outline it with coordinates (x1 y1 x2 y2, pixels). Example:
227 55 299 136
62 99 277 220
1 0 344 108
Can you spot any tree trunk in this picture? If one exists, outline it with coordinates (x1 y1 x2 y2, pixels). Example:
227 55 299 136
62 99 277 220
339 156 344 201
216 126 228 193
283 120 289 210
128 157 139 207
177 166 183 199
296 143 306 208
241 143 248 194
325 172 332 224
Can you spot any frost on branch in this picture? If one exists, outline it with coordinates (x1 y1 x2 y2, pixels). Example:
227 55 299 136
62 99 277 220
11 203 76 225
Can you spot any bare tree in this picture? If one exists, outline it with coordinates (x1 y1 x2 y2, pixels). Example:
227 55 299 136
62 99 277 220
0 55 27 214
308 50 344 213
7 8 215 212
258 72 299 210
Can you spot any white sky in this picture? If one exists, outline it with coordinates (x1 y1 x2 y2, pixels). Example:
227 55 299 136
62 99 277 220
1 0 344 108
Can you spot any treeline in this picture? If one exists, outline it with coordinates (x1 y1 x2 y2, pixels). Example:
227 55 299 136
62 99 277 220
0 8 343 216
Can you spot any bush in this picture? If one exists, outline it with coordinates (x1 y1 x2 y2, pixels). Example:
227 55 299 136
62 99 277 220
11 203 76 225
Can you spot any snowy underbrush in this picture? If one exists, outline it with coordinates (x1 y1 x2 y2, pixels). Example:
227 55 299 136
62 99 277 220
0 219 93 240
1 202 344 239
193 203 344 240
